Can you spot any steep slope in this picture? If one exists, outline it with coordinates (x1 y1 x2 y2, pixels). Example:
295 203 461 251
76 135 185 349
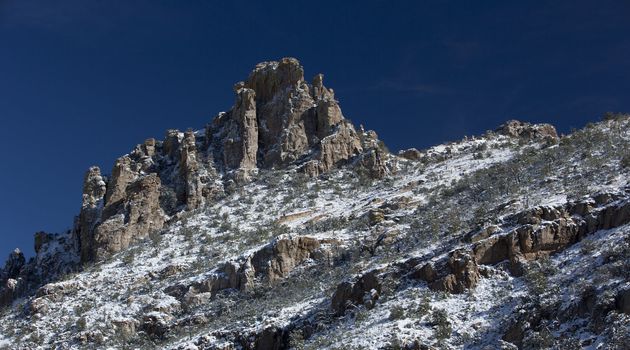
1 60 629 350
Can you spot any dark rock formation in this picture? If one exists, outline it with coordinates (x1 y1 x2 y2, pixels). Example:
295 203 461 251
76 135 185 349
331 270 382 315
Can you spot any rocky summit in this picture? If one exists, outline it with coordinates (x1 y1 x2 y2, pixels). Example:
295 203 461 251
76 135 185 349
1 59 629 350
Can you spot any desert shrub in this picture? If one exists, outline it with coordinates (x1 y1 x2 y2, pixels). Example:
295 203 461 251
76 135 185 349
388 305 405 320
122 250 135 265
523 258 557 295
432 308 452 340
288 329 305 350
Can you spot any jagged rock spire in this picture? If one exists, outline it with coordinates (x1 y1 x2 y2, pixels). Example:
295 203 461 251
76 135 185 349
71 57 388 263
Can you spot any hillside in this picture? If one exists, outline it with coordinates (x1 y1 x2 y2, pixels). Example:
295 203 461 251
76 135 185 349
1 58 629 350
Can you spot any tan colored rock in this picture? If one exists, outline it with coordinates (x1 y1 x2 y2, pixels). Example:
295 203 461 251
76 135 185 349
368 209 386 226
113 319 137 339
223 88 258 171
171 236 335 301
424 250 480 294
104 156 138 211
248 236 322 284
180 131 204 210
77 167 107 262
496 119 559 142
93 174 165 260
398 148 423 161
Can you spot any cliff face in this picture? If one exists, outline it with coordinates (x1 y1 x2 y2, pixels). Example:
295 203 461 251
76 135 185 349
69 57 388 263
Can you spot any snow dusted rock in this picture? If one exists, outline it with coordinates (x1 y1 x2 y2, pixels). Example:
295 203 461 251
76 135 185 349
112 318 138 339
0 248 25 281
170 236 336 302
472 194 630 275
331 270 382 315
36 280 81 300
68 58 389 263
93 173 166 260
246 235 324 284
496 119 559 143
34 231 54 254
414 249 480 294
76 166 107 262
142 312 174 339
398 148 423 161
0 278 19 306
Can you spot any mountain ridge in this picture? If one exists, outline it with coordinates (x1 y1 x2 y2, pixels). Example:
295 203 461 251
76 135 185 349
1 59 629 350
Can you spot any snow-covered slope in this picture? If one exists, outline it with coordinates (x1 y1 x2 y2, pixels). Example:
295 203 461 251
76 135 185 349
1 98 630 348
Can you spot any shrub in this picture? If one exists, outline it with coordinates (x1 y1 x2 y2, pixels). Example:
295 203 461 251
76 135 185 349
432 308 452 340
288 329 305 350
389 305 405 320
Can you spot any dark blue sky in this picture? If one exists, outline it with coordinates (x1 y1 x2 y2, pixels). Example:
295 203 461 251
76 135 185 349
1 0 629 259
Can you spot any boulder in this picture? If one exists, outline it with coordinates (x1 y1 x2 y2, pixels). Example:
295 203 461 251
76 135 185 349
398 148 423 161
331 270 381 315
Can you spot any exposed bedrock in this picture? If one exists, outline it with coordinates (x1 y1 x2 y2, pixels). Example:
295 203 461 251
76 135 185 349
165 236 339 303
70 57 389 264
409 192 630 294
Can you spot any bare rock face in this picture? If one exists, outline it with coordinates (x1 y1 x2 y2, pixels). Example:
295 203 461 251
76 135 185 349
331 270 382 315
496 119 559 142
167 236 337 302
77 166 107 262
472 194 630 275
246 236 322 284
207 57 388 177
62 58 389 263
92 174 165 260
0 249 26 306
413 250 480 294
222 87 258 171
398 148 423 161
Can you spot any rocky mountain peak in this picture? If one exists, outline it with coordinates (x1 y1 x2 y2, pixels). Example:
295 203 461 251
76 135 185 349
210 57 380 175
59 58 390 264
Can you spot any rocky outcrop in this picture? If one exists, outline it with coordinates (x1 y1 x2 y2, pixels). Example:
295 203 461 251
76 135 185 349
166 236 338 301
472 193 630 275
496 120 559 143
409 192 630 294
92 174 165 260
412 250 480 294
31 58 389 268
331 270 382 315
222 87 258 171
398 148 423 161
0 249 25 306
77 167 107 262
0 249 25 281
207 57 388 177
